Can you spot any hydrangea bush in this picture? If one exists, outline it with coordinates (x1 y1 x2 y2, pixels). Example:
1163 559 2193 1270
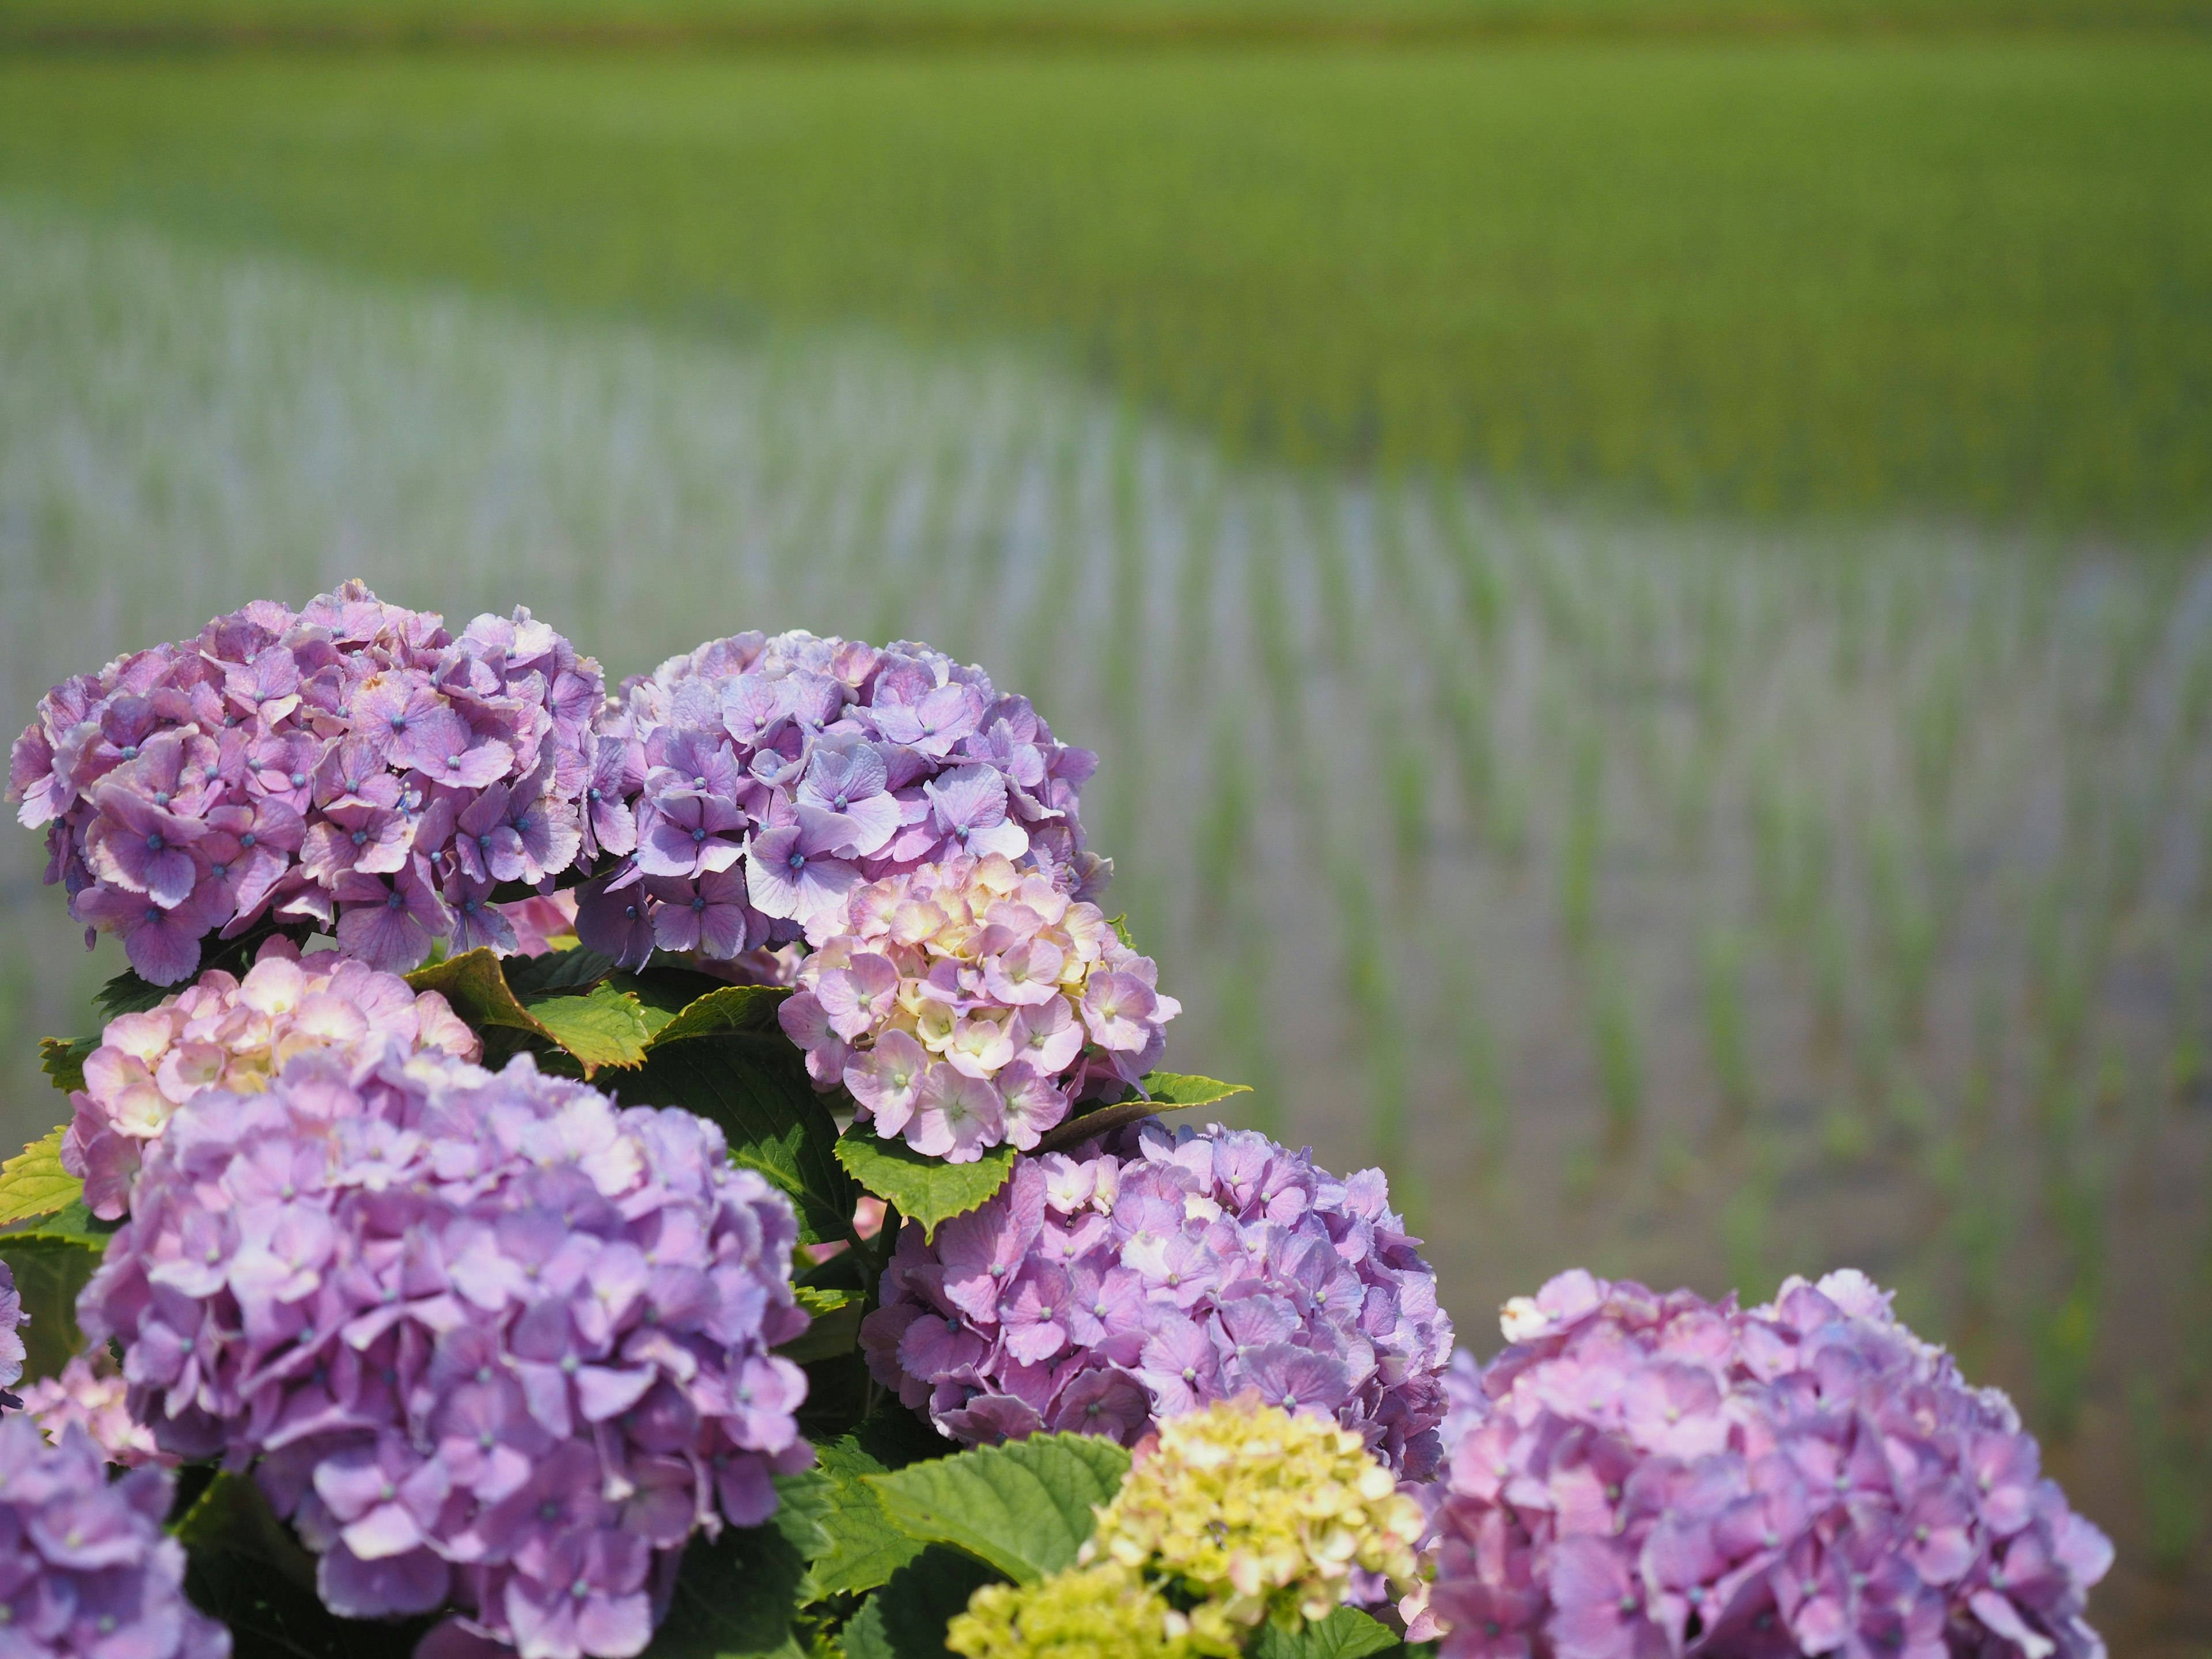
0 591 2111 1659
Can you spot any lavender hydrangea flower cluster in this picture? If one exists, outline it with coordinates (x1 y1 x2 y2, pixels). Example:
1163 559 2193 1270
574 630 1101 971
779 854 1179 1161
21 1352 173 1469
859 1121 1453 1476
1422 1270 2111 1659
79 1049 812 1658
7 581 605 984
0 1416 231 1659
0 1259 23 1412
62 937 480 1221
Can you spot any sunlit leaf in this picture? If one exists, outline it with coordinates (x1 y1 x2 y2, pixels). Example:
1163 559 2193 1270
866 1432 1128 1584
834 1132 1013 1241
0 1126 83 1225
39 1035 94 1093
527 981 655 1075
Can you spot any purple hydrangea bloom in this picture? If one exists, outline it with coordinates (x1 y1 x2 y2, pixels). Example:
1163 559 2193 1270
574 631 1104 972
0 1416 230 1658
0 1257 23 1411
79 1048 812 1657
21 1351 175 1469
778 854 1179 1161
1421 1270 2112 1659
858 1120 1453 1477
8 582 605 983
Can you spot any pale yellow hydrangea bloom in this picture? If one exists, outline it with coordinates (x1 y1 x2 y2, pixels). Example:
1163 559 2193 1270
1082 1398 1425 1643
946 1564 1198 1659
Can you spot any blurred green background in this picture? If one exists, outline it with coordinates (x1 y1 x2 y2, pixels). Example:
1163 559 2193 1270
2 0 2210 1647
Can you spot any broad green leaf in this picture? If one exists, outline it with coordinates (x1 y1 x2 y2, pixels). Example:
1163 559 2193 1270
866 1432 1130 1584
642 1518 808 1659
180 1474 429 1659
1249 1609 1404 1659
841 1547 1003 1659
0 1127 82 1224
404 946 552 1039
789 1412 953 1599
1136 1072 1253 1109
649 984 792 1046
527 982 655 1075
0 1234 103 1382
39 1035 95 1093
503 943 618 996
834 1132 1014 1241
2 1198 110 1244
607 1040 857 1245
777 1286 861 1365
1032 1072 1255 1155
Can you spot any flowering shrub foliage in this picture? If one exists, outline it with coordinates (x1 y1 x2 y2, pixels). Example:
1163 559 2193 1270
0 596 2115 1659
860 1121 1453 1474
574 630 1101 971
61 936 479 1219
78 1048 810 1658
21 1351 173 1468
6 582 604 983
0 1416 230 1659
780 853 1179 1160
1421 1269 2113 1659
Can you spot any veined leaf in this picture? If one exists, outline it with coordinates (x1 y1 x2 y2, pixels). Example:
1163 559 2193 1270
527 982 655 1075
94 966 172 1020
642 1519 808 1659
649 984 791 1046
866 1432 1129 1584
502 943 618 997
1033 1071 1253 1155
0 1127 83 1225
834 1132 1013 1241
841 1547 1003 1659
606 1040 856 1246
1249 1609 1404 1659
790 1411 952 1599
1136 1071 1253 1109
404 947 552 1039
2 1198 110 1245
39 1035 95 1093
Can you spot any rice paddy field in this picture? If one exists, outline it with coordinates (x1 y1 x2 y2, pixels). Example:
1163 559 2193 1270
1 22 2210 1654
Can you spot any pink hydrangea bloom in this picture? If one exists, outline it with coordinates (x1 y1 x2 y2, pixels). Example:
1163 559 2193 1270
1421 1270 2112 1659
79 1048 811 1659
59 937 479 1219
21 1352 173 1469
7 581 605 983
780 854 1178 1161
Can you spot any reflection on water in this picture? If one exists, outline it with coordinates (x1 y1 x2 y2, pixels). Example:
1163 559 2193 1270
2 206 2208 1647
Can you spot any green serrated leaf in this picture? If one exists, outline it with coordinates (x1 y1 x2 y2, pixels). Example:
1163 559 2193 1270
0 1127 84 1225
1249 1609 1404 1659
605 1039 858 1246
1136 1072 1253 1109
867 1432 1130 1584
778 1286 862 1366
0 1234 103 1382
801 1464 925 1599
2 1198 113 1245
649 984 793 1046
834 1133 1014 1242
527 982 656 1075
404 946 552 1038
642 1518 808 1659
502 943 618 997
94 966 173 1019
842 1546 1004 1659
39 1035 96 1093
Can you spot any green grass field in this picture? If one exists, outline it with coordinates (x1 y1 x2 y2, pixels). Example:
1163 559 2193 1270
3 39 2207 525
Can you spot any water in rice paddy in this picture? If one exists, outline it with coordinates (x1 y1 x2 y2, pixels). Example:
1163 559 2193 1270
1 206 2207 1649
